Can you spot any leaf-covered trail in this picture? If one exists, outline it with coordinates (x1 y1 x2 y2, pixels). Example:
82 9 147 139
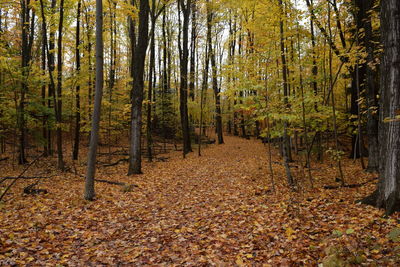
110 137 275 265
1 137 400 265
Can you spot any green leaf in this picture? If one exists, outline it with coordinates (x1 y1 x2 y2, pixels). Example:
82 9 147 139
332 230 343 237
346 228 355 235
388 227 400 242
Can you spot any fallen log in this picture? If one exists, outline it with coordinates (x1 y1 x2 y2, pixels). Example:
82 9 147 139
323 177 378 190
23 183 48 195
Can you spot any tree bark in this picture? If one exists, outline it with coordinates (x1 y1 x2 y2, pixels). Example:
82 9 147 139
178 0 192 157
84 0 104 200
362 0 400 215
278 0 294 188
207 0 223 144
128 0 149 175
73 0 82 161
55 0 65 170
18 0 34 164
189 0 196 102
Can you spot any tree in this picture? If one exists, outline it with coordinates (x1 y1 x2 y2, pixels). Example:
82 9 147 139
178 0 192 157
128 0 150 175
18 0 35 164
278 0 294 188
84 0 104 200
55 0 65 171
73 0 82 161
207 0 224 145
362 0 400 215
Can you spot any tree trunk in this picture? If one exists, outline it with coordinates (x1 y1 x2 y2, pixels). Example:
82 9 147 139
358 0 380 172
73 0 81 161
18 0 33 165
362 0 400 215
84 0 104 200
147 14 156 163
178 0 192 156
128 0 149 175
107 0 116 163
278 0 294 188
198 20 210 157
55 0 65 170
189 0 196 102
207 0 223 144
310 0 322 162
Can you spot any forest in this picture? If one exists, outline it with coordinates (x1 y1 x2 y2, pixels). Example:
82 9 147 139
1 0 400 265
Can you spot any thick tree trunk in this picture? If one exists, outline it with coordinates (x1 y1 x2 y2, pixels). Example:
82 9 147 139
178 0 192 156
362 0 400 215
128 0 149 175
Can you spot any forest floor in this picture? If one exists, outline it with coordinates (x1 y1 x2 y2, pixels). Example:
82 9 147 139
1 136 400 266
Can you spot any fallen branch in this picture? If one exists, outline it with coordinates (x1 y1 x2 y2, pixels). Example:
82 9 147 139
94 179 137 187
102 158 129 167
323 177 378 190
1 176 54 180
0 153 44 201
65 169 137 188
23 182 48 195
272 161 299 168
0 157 9 162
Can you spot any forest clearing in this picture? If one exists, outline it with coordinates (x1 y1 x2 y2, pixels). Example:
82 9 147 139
1 0 400 265
1 136 399 266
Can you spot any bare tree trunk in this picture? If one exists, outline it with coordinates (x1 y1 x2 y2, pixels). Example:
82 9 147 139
278 0 294 188
309 0 322 162
198 30 210 157
39 0 57 158
107 0 116 163
206 0 223 144
128 0 149 175
359 0 380 172
73 0 81 161
189 0 196 102
362 0 400 215
84 0 104 200
147 9 156 163
55 0 65 170
41 10 48 157
178 0 192 157
18 0 34 164
328 2 345 185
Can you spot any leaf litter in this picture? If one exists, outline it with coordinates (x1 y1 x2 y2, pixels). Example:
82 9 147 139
1 136 400 266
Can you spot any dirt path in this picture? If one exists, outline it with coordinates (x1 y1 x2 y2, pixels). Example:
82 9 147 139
1 136 395 266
